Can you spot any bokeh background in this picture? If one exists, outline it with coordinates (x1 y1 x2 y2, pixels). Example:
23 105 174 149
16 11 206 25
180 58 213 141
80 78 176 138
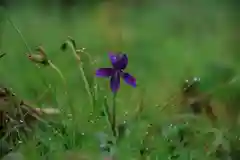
0 0 240 121
1 0 240 122
0 1 240 158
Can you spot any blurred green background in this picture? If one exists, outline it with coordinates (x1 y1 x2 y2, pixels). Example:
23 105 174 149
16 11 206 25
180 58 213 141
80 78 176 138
0 0 240 120
0 0 240 159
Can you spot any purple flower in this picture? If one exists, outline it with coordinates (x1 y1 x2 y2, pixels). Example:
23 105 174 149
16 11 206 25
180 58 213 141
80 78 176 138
96 52 136 93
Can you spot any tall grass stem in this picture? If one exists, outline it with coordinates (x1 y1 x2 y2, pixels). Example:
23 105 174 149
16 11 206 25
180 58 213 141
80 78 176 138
67 41 94 110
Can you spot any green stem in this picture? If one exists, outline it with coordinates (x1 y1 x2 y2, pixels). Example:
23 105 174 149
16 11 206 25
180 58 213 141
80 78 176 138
7 16 32 55
111 92 117 138
83 50 98 106
48 61 67 89
67 41 94 109
103 96 112 132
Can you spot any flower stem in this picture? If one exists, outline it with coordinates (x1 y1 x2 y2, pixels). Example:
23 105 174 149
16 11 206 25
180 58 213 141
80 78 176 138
111 92 117 138
48 61 67 90
67 41 94 110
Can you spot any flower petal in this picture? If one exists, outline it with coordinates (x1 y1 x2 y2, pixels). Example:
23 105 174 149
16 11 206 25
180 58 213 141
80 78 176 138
96 68 113 77
108 52 118 64
108 52 128 70
110 72 120 93
121 72 136 87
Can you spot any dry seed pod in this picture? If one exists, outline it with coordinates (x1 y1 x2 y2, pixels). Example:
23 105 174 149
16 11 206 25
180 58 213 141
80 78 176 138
27 54 48 65
27 46 49 65
35 46 47 56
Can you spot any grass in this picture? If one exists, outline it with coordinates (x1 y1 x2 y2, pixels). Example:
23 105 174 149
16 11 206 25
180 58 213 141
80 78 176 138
0 1 240 159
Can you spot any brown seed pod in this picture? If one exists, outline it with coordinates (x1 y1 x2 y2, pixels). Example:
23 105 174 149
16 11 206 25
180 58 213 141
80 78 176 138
27 46 49 65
